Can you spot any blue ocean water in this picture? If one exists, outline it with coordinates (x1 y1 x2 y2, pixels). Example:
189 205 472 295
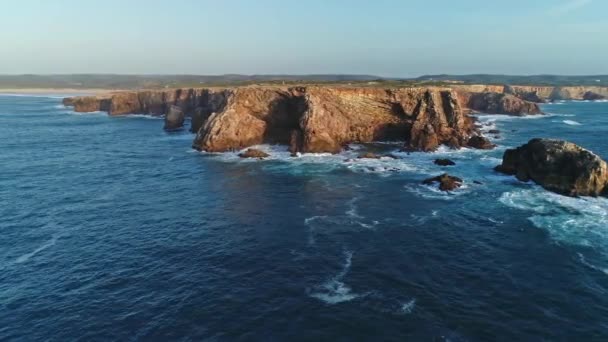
1 95 608 341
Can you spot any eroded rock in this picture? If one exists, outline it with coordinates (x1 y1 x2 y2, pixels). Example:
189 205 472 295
583 91 606 101
463 92 542 116
423 174 463 191
164 106 185 131
434 159 456 166
467 136 495 150
238 148 270 159
495 138 608 197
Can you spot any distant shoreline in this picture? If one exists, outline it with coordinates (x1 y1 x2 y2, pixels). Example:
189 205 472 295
0 88 116 95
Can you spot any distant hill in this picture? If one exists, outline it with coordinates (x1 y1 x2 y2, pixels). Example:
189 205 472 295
2 74 608 89
416 74 608 86
0 74 384 89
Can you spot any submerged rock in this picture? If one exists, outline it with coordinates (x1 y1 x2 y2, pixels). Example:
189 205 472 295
423 173 463 191
238 148 270 159
495 138 608 197
434 159 456 166
164 105 185 131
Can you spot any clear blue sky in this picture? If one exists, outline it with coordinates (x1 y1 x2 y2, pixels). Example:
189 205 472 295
0 0 606 76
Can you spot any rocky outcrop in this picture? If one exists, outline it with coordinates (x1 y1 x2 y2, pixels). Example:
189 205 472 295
64 85 548 154
503 85 544 103
164 106 185 131
358 152 381 159
495 139 608 197
452 85 608 101
467 135 495 150
63 96 111 112
583 91 606 101
435 159 455 166
190 87 479 153
461 92 542 116
423 174 463 191
238 148 270 159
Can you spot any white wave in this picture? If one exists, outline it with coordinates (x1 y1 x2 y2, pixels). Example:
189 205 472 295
204 144 428 176
116 114 164 120
15 236 58 264
304 215 328 245
310 250 365 304
404 182 471 201
499 189 608 248
67 110 106 116
578 253 608 275
346 197 363 219
563 120 582 126
409 210 441 226
400 299 417 314
472 113 550 123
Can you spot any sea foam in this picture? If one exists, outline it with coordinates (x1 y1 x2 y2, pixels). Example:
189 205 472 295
309 250 365 304
499 189 608 249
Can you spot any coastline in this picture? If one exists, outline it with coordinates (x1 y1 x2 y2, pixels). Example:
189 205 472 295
0 88 116 95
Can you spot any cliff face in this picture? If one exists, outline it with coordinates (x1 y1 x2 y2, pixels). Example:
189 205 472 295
452 85 608 101
64 85 543 153
459 92 542 116
191 87 475 153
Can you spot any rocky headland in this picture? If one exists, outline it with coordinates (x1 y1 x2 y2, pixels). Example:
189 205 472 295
63 85 544 154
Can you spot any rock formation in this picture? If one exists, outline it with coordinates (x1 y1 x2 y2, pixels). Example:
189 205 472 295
164 106 185 131
64 85 546 154
503 85 545 103
434 159 456 166
461 92 542 116
583 91 606 101
423 174 463 191
452 85 608 101
238 148 270 159
358 152 381 159
495 139 608 197
467 135 495 150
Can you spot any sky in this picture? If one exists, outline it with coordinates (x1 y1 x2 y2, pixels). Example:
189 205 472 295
0 0 606 76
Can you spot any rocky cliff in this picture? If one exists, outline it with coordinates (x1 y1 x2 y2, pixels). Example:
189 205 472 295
452 85 608 102
64 86 543 153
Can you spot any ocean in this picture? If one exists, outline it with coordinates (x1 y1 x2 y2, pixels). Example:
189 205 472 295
1 95 608 341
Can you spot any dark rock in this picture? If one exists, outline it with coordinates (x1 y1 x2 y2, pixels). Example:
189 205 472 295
495 138 608 197
358 152 381 159
488 129 500 134
423 173 463 191
473 180 483 185
238 148 270 159
467 136 495 150
434 158 456 166
583 91 606 101
164 105 185 131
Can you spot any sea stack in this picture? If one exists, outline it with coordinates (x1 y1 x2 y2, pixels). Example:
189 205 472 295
495 138 608 197
164 105 185 131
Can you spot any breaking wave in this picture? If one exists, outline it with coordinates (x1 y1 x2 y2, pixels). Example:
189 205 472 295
309 250 367 304
15 236 59 264
499 189 608 249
